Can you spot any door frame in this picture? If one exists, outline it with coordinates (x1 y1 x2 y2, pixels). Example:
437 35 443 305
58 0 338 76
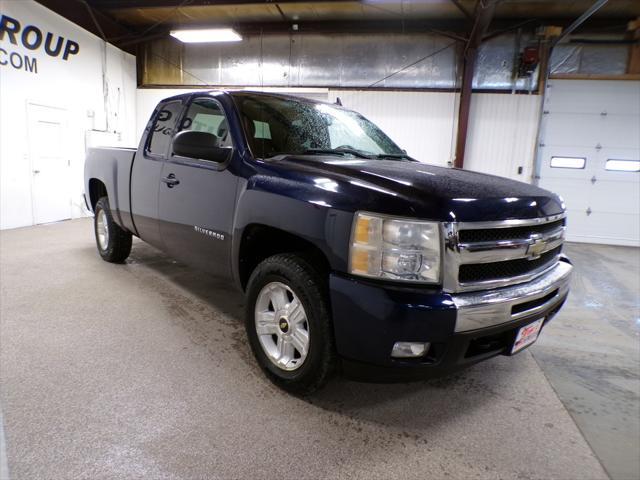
26 101 71 225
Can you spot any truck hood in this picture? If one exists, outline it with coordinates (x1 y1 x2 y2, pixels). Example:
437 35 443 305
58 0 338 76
258 155 565 222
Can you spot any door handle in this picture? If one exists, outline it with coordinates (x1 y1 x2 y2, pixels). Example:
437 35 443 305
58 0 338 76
161 173 180 188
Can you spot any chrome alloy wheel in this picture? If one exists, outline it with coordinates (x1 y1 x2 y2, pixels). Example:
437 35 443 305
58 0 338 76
96 209 109 251
254 281 310 371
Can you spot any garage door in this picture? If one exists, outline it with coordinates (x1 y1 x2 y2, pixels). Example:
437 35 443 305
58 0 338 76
537 79 640 246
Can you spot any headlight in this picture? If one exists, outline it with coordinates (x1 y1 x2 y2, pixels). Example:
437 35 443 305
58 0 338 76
349 212 441 283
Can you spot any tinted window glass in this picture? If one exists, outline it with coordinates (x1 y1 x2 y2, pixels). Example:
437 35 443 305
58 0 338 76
180 97 233 148
148 101 182 155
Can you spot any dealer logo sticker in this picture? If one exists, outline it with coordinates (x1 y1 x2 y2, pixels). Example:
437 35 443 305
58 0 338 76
0 13 80 75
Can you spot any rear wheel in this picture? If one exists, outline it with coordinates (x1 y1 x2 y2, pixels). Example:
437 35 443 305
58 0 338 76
94 196 132 263
245 253 335 394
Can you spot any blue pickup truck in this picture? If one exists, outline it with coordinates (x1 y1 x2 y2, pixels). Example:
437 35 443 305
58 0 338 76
84 91 572 393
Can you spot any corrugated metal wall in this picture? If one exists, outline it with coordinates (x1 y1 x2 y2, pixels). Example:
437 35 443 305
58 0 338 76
141 33 554 90
465 93 541 181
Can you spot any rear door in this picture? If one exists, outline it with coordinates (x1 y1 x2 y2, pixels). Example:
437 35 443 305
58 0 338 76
158 95 240 279
131 100 184 249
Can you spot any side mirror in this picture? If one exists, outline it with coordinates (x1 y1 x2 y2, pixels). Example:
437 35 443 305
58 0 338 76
172 130 232 163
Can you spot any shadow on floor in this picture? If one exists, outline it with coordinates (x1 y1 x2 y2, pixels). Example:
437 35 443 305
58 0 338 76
121 239 522 428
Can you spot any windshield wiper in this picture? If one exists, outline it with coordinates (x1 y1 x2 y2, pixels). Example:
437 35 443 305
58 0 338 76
373 153 417 161
265 148 408 161
303 148 372 159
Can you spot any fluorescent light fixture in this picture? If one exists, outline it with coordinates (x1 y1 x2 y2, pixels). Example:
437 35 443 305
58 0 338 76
550 156 586 169
170 28 242 43
606 159 640 172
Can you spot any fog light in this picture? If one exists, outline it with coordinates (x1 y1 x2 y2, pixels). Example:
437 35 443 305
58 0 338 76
391 342 430 358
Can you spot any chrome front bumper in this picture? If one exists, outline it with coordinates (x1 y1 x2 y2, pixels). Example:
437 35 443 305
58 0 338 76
451 259 573 332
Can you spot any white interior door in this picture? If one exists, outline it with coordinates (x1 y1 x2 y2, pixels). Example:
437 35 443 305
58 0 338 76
27 104 71 225
538 80 640 246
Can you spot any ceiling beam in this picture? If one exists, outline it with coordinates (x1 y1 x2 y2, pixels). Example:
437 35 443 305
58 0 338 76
232 19 470 35
107 18 627 36
449 0 473 20
82 0 108 41
454 0 499 169
552 0 609 47
34 0 140 53
87 0 348 9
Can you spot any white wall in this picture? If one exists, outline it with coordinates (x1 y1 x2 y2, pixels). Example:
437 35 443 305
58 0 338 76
136 87 540 183
330 89 459 168
465 93 541 182
331 90 541 182
0 0 136 230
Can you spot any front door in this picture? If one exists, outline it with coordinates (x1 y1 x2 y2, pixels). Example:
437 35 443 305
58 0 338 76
158 96 239 279
27 104 71 224
130 100 184 249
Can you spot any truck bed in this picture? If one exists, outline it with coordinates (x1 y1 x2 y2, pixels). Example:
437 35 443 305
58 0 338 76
85 147 136 232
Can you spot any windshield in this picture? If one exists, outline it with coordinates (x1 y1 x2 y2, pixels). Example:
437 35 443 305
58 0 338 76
231 93 406 159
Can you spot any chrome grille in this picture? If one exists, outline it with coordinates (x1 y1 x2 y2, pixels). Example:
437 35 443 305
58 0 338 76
458 245 562 283
458 219 565 243
443 213 566 293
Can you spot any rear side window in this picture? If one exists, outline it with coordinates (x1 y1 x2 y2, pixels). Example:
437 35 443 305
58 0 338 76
180 97 233 148
148 101 183 155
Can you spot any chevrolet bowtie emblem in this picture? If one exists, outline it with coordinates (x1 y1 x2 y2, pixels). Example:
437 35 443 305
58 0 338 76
527 235 547 260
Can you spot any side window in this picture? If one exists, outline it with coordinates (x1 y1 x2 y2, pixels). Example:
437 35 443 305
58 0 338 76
147 101 182 156
180 97 233 148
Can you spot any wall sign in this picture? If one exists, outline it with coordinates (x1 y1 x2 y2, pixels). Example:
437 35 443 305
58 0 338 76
0 13 80 75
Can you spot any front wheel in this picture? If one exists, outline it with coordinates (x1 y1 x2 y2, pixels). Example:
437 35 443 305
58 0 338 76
245 253 335 394
94 196 132 263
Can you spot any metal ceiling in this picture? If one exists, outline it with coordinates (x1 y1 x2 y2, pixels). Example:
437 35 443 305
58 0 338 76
34 1 640 54
100 0 640 26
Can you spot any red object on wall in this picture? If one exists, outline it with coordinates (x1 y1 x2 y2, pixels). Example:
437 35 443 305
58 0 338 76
518 46 540 78
522 46 540 65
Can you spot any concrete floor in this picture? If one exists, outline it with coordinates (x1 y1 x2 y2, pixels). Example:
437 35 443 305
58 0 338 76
0 218 636 480
533 243 640 480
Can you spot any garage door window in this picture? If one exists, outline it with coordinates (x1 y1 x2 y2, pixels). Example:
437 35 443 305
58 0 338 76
550 156 586 169
605 159 640 172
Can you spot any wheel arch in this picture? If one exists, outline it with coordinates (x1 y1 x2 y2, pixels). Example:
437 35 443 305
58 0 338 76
88 178 108 211
237 224 331 291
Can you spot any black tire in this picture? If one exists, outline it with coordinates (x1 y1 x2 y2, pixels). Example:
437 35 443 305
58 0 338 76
245 253 335 395
94 196 132 263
